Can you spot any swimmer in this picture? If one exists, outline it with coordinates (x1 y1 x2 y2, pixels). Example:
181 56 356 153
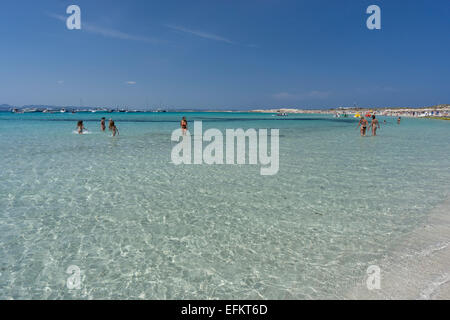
370 115 380 136
357 116 369 136
397 117 401 124
108 119 114 131
100 117 106 131
180 116 187 135
76 120 86 134
110 120 119 136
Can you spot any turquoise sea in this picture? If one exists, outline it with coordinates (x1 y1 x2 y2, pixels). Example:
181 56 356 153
0 112 449 299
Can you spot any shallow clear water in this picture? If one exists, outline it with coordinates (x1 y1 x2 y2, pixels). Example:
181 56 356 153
0 112 449 299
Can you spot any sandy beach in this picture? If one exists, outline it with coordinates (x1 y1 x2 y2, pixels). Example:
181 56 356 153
346 196 450 299
250 104 450 119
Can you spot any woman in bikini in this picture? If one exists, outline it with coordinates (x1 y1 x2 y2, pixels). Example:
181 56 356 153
357 116 369 136
100 117 106 131
370 115 380 136
110 120 119 137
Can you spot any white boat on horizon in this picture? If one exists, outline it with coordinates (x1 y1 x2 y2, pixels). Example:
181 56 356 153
22 108 38 113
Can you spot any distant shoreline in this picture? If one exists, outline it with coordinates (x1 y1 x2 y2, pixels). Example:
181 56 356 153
1 104 449 118
248 104 450 118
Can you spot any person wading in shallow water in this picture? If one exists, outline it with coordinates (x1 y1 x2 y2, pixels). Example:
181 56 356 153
100 117 106 131
110 120 119 136
77 120 86 134
370 115 380 136
180 116 187 135
357 116 369 136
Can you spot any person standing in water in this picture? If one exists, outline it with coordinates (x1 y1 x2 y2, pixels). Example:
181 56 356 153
397 117 401 124
100 117 106 131
110 120 119 136
108 119 114 131
370 115 380 136
180 116 187 135
76 120 86 134
357 116 369 136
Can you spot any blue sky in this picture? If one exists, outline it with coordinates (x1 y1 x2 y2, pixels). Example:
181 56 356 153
0 0 449 109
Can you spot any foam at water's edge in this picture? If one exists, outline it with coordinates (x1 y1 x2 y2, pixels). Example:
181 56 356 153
346 195 450 300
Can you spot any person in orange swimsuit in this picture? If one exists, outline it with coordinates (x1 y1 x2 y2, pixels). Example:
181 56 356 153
180 116 187 135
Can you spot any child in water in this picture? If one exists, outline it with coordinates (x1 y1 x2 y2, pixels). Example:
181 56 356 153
76 120 86 134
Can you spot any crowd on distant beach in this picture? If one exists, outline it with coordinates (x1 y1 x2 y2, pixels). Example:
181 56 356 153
251 105 450 118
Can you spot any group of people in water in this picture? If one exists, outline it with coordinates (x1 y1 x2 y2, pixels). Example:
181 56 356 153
356 115 401 137
76 117 119 136
76 116 186 136
76 114 400 138
357 115 380 136
75 116 188 137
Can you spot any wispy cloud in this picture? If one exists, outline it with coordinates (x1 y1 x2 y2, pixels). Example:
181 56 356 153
57 80 64 85
165 24 235 44
125 81 136 85
48 13 161 44
273 90 331 100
